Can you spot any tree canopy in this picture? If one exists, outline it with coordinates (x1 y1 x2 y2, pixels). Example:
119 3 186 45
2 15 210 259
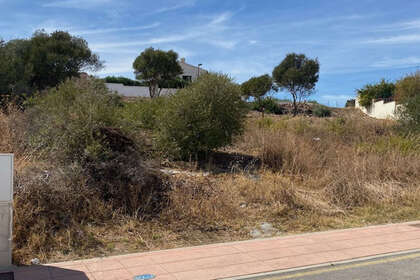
0 30 102 99
272 53 319 115
133 47 183 98
356 79 395 108
241 74 276 100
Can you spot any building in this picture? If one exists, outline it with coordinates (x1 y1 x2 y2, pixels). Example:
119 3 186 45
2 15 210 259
107 58 207 98
355 97 401 119
178 58 207 82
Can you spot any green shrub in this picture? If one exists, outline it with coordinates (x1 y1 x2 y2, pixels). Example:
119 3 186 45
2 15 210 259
104 76 144 86
120 97 167 130
395 72 420 132
251 97 284 114
26 78 124 163
312 105 331 117
158 73 248 159
357 79 395 108
26 78 167 217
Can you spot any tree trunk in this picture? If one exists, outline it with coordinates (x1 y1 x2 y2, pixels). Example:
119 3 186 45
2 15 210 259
292 93 298 116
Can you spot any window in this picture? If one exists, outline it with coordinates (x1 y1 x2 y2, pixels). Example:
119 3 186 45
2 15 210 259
182 75 192 82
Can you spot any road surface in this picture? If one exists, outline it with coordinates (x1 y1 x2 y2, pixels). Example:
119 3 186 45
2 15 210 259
240 251 420 280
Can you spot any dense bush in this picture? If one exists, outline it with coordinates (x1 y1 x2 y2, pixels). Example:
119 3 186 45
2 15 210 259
395 72 420 131
158 73 248 158
120 97 167 130
251 97 284 114
357 79 395 108
26 78 167 216
26 78 124 163
312 104 331 117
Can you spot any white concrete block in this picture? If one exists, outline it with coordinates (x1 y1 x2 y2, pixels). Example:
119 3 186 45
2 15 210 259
0 155 13 202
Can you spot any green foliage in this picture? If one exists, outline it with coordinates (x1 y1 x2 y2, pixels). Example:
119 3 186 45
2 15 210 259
357 79 395 108
119 97 167 130
312 105 331 117
251 97 284 114
241 74 276 99
393 72 420 131
104 76 144 86
345 99 355 108
26 78 124 164
0 31 102 98
133 47 183 98
157 73 248 158
272 53 319 115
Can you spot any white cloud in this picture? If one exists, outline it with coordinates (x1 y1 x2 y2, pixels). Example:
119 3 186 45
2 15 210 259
209 12 233 25
366 34 420 44
73 23 160 35
153 0 196 14
90 33 197 51
90 11 238 52
371 57 420 68
205 40 237 49
43 0 112 9
320 94 353 100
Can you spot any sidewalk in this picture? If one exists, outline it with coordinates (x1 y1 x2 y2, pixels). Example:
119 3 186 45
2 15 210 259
3 221 420 280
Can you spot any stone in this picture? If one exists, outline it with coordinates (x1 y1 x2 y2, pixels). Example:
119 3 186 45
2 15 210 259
30 258 40 265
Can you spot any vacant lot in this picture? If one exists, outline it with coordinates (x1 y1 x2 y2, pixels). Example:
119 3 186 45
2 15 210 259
1 103 420 264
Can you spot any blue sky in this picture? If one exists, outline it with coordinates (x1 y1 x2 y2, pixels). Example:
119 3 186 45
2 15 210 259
2 0 420 106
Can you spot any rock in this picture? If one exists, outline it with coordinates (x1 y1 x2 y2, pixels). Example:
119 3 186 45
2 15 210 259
250 229 263 238
250 222 280 238
30 258 40 265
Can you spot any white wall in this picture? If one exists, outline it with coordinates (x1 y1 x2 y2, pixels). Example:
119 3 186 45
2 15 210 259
0 154 13 268
105 83 177 98
355 98 400 119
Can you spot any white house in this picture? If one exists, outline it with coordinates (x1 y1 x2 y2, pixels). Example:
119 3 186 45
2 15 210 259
178 58 207 82
107 58 207 97
355 97 402 119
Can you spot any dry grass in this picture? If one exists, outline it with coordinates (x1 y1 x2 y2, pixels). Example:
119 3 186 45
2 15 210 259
2 107 420 264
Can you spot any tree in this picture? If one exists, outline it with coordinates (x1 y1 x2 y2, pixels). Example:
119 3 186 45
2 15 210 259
157 73 248 159
395 72 420 131
133 47 183 98
272 53 319 115
0 30 103 97
357 79 395 108
242 74 277 116
27 30 102 91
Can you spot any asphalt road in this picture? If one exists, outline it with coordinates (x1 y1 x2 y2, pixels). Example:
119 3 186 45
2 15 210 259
240 252 420 280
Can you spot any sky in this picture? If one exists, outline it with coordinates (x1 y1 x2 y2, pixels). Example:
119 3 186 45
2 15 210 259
2 0 420 106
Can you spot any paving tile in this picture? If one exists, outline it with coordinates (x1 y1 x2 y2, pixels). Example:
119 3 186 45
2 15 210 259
160 253 256 273
173 269 212 280
206 261 274 279
34 221 420 280
125 264 168 277
119 255 156 268
85 259 124 272
247 247 301 261
91 268 131 280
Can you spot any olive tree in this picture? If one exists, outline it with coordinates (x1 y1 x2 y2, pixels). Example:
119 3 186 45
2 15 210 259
133 47 183 98
273 53 319 115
